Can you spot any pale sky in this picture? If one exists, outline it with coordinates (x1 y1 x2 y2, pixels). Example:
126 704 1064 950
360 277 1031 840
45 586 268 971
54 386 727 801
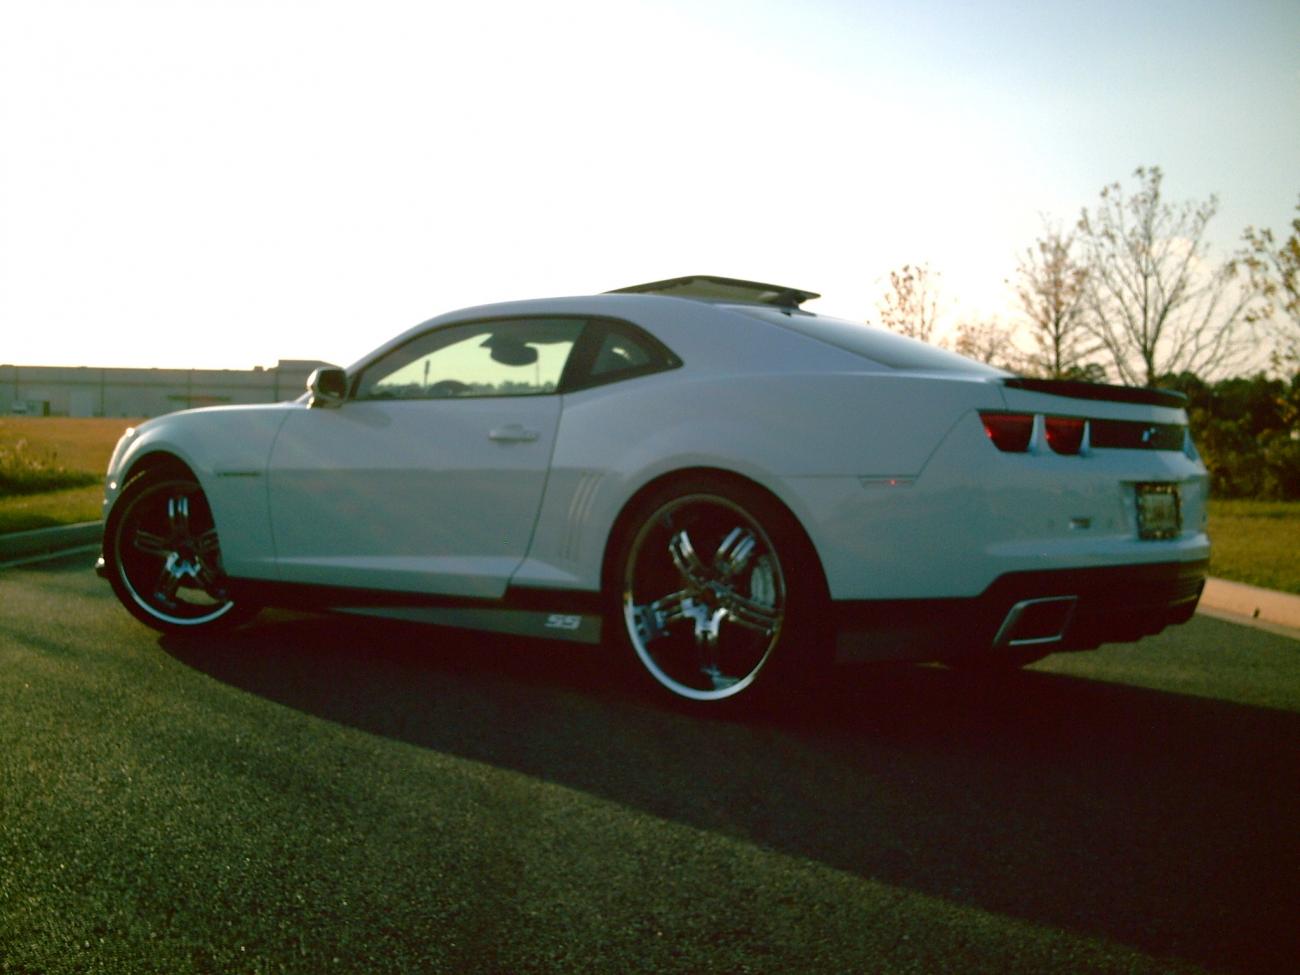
2 0 1297 370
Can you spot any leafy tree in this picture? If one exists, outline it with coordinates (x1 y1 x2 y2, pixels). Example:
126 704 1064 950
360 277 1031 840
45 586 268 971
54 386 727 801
877 263 941 342
1239 195 1300 367
1012 222 1099 378
1077 166 1253 386
1163 369 1300 499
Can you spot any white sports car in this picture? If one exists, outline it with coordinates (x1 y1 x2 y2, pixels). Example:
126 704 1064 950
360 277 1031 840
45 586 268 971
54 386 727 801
98 276 1209 704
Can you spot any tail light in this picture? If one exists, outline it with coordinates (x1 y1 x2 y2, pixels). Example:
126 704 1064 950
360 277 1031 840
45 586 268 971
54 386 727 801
1045 416 1086 455
980 412 1034 452
981 412 1089 455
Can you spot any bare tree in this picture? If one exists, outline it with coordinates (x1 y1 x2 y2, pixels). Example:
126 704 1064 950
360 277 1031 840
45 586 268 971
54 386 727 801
1076 166 1252 386
877 263 941 342
1239 195 1300 367
1013 222 1099 378
949 317 1022 371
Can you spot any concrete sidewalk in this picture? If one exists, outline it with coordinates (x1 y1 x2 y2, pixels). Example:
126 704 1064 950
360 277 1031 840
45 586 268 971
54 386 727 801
2 521 1298 636
1198 577 1300 634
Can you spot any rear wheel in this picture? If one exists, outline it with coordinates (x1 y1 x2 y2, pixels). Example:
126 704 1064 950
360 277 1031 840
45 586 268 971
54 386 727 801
612 477 827 705
104 471 256 632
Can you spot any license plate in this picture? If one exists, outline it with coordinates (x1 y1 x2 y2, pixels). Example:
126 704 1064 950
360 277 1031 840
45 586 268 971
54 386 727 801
1136 483 1181 540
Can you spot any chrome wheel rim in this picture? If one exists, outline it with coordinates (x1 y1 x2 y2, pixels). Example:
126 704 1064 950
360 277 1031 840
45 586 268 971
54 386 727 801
114 480 236 626
623 494 786 701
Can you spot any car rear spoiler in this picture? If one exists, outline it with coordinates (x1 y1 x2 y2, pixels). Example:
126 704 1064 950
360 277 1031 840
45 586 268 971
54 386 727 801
1000 377 1187 409
607 275 821 309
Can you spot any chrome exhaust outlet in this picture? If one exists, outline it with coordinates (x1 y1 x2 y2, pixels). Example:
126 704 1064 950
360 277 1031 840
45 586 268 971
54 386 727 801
993 596 1078 649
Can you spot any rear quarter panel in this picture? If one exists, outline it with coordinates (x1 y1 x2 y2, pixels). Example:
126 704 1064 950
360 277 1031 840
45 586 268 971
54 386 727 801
514 369 1006 592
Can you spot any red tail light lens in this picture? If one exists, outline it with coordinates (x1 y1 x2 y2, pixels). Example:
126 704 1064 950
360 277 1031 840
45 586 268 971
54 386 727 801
979 412 1034 452
1045 416 1086 455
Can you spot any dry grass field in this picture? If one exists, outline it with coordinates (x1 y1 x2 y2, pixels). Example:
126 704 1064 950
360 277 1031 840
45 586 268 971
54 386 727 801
0 418 141 532
0 416 140 472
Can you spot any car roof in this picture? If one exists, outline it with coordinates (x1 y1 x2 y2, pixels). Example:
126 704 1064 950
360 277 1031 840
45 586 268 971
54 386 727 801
351 276 996 380
346 289 839 378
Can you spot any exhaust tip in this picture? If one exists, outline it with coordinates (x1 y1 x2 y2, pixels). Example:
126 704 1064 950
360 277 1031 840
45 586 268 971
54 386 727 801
994 596 1078 648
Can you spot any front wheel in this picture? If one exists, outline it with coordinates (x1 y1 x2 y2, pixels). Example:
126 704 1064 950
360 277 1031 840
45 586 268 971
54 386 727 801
104 472 256 633
612 478 827 705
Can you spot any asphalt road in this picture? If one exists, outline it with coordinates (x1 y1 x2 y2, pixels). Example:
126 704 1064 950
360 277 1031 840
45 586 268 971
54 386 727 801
3 553 1298 974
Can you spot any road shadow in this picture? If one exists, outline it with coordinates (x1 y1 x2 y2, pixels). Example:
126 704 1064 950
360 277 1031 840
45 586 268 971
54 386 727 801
161 611 1300 974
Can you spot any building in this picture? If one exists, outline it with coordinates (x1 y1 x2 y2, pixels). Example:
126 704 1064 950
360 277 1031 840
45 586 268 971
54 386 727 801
0 360 332 418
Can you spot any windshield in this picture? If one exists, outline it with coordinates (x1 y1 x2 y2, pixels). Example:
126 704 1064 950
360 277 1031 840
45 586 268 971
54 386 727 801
732 306 1005 375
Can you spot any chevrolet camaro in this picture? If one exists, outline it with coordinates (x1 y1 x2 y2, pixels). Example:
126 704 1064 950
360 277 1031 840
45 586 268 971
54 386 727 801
98 276 1209 704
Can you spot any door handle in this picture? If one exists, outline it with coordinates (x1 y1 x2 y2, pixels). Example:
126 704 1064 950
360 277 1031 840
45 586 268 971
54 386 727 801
488 424 540 443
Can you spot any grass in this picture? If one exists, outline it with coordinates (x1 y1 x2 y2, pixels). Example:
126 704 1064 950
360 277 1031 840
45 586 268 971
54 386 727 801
2 560 1298 974
0 440 99 495
3 418 1298 596
0 417 139 471
1207 499 1300 594
0 484 105 533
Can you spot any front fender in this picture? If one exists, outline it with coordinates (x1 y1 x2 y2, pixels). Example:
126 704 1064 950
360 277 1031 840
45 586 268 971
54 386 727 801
106 404 295 578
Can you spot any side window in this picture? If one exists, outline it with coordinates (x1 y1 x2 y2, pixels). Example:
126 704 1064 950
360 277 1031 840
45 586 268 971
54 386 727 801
354 318 584 401
572 319 680 389
591 330 654 377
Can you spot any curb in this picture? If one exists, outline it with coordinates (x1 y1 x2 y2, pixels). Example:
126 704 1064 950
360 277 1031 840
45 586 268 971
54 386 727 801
1197 577 1300 633
0 521 102 563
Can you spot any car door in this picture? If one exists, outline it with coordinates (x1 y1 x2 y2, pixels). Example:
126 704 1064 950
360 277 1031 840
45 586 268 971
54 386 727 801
265 317 585 598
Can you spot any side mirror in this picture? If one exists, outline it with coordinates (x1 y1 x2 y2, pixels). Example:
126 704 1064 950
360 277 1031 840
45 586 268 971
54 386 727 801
306 367 348 408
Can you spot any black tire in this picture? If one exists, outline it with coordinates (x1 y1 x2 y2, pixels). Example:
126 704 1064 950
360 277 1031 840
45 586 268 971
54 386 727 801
103 470 258 633
608 475 829 706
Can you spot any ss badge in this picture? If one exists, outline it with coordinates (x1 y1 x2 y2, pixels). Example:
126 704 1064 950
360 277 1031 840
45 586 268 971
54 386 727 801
544 614 583 631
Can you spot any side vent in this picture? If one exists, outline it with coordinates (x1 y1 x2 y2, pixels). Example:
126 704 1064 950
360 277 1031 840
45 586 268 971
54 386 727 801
562 472 604 562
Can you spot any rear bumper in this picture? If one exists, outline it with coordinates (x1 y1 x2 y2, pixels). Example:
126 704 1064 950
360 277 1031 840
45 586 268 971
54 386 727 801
833 559 1207 663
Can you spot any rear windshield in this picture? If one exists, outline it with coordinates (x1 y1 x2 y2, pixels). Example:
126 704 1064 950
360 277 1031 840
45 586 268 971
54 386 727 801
732 306 1005 375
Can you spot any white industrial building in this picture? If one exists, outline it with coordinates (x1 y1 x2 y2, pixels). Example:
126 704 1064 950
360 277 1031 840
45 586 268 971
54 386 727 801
0 360 331 418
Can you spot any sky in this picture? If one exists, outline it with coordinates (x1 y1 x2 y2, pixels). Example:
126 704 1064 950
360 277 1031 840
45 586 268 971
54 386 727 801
1 0 1297 370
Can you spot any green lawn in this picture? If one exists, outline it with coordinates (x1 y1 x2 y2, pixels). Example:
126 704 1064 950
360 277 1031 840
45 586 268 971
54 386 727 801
1207 499 1300 594
0 483 103 533
3 558 1298 974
